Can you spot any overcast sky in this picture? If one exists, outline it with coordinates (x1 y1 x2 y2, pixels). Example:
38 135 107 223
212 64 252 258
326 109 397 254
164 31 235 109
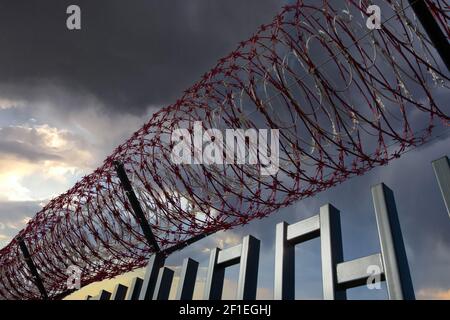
0 0 448 300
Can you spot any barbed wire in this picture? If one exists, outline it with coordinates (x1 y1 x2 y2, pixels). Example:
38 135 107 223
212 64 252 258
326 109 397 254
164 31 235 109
0 0 448 299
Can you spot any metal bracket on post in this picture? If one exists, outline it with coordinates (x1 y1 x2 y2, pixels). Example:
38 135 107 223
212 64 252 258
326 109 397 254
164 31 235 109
204 235 260 300
432 156 450 218
407 0 450 71
336 253 385 288
18 239 48 300
114 161 160 251
176 258 199 300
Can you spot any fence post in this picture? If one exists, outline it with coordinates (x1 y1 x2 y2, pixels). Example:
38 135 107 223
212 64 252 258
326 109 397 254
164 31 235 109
407 0 450 71
372 183 415 300
176 258 199 300
204 235 260 300
97 290 112 300
114 161 160 251
153 267 174 300
111 283 128 300
18 239 48 300
320 204 346 300
203 248 224 300
139 253 166 300
237 235 260 300
274 208 346 300
274 222 295 300
126 277 144 300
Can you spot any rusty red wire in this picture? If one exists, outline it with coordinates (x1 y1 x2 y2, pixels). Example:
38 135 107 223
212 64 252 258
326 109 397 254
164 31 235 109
0 0 448 299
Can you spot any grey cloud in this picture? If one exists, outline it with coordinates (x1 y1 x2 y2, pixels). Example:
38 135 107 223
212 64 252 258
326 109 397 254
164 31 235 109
0 139 62 162
0 201 41 222
0 0 281 115
0 125 86 164
0 201 42 247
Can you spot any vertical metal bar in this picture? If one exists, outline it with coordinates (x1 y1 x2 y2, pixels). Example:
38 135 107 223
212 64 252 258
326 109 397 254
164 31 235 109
203 248 225 300
176 258 199 300
111 283 128 300
274 222 295 300
18 239 48 300
407 0 450 71
320 204 346 300
126 277 144 300
98 290 112 300
372 183 415 300
237 235 260 300
432 156 450 218
114 161 160 251
139 253 166 300
152 267 174 300
85 295 92 300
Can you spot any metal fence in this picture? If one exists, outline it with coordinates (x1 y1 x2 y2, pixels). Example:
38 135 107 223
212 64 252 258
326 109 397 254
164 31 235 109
20 155 450 300
85 182 424 300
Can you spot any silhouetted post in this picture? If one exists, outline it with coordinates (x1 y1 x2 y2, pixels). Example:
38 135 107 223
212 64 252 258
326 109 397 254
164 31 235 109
320 205 346 300
176 258 199 300
274 189 415 300
274 222 295 300
126 277 144 300
152 267 174 300
139 253 166 300
97 290 112 300
18 239 48 300
203 248 225 300
90 290 111 300
204 235 260 300
114 161 160 251
111 284 128 300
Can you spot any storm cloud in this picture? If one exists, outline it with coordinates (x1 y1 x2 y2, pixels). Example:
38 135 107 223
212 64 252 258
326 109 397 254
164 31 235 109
0 0 281 114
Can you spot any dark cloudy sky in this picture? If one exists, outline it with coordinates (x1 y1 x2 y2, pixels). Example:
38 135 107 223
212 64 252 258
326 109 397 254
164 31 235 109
0 0 448 300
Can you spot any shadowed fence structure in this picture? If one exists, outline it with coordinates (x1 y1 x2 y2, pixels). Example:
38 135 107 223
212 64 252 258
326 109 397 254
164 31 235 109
86 183 415 300
0 0 448 299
